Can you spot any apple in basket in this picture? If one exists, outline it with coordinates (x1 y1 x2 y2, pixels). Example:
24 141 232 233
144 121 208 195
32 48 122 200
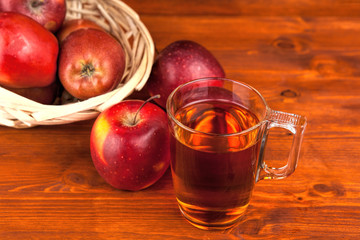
0 0 66 33
58 28 126 100
146 40 225 108
57 19 106 44
90 96 170 191
3 81 59 105
0 12 58 88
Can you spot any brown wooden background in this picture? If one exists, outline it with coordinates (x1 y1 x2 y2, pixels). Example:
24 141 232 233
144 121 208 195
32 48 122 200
1 0 359 239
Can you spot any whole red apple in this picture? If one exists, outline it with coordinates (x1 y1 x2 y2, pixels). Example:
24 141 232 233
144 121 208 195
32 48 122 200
58 28 126 100
147 40 225 108
57 19 105 44
0 0 66 32
90 97 170 191
0 12 58 88
3 81 58 105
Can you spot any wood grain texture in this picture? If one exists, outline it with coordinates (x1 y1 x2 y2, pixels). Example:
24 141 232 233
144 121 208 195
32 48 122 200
126 0 360 17
1 0 360 239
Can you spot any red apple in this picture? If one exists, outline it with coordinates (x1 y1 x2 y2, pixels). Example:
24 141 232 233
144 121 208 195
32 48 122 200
58 28 126 100
90 96 170 191
0 0 66 32
0 12 59 88
57 19 105 44
2 81 59 105
147 40 225 108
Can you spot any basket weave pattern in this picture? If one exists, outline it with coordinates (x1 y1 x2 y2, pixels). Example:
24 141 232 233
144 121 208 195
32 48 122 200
0 0 154 128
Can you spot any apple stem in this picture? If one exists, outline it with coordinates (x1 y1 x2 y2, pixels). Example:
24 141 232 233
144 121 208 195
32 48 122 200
31 0 45 8
132 95 160 125
81 63 95 78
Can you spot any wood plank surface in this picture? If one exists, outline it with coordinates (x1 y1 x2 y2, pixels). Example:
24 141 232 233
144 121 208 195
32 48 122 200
1 0 360 239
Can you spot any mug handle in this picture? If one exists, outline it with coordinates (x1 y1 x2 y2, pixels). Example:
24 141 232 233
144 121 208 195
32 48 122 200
257 109 307 181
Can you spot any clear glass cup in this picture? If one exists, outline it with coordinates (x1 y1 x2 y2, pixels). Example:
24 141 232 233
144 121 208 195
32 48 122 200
166 78 307 230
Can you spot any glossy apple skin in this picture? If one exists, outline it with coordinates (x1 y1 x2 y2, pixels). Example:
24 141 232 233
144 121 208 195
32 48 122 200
58 28 126 100
3 81 58 105
0 12 59 88
57 19 105 44
147 40 225 108
0 0 66 32
90 100 170 191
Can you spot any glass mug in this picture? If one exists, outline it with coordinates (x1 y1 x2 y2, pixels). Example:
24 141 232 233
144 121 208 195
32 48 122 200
166 78 307 230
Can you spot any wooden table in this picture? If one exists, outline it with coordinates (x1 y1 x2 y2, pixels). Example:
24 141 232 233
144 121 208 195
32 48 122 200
1 0 360 239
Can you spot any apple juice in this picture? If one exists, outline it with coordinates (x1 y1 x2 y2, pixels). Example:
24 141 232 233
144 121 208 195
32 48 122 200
170 99 262 229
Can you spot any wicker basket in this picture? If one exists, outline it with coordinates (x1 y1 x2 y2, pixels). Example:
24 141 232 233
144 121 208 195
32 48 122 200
0 0 154 128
